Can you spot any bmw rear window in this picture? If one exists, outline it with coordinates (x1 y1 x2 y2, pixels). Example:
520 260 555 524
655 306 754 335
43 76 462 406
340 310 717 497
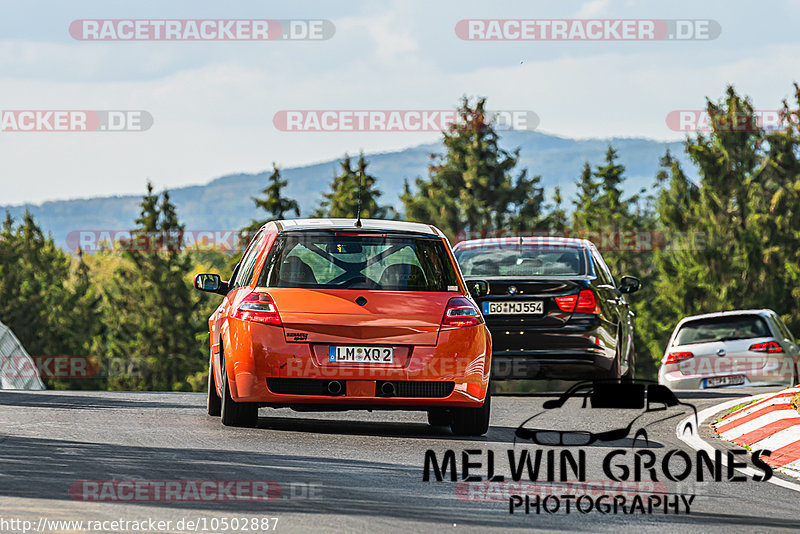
455 245 586 277
674 315 771 345
257 232 460 291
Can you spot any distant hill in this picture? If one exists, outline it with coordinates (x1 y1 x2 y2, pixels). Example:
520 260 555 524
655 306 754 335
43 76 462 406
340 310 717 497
1 131 693 251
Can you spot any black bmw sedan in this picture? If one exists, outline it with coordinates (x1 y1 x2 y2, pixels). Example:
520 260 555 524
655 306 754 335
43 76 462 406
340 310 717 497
453 237 640 380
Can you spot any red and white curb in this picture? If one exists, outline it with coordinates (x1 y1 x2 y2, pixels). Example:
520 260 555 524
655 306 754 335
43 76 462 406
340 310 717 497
711 385 800 479
677 392 800 494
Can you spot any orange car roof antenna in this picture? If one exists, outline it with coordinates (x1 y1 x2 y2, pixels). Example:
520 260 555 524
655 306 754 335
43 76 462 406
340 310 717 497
355 167 363 228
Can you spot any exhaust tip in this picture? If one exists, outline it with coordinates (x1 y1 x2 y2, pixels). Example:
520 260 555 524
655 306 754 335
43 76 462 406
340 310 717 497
380 381 396 396
327 380 343 395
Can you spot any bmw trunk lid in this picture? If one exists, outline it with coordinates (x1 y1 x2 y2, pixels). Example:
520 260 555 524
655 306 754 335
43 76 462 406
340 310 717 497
474 279 584 327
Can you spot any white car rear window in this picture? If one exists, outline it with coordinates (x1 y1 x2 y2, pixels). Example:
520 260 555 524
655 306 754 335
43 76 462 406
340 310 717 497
674 315 770 346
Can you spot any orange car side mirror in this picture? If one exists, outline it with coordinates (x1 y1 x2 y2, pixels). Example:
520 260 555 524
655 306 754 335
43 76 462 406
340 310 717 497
194 273 227 295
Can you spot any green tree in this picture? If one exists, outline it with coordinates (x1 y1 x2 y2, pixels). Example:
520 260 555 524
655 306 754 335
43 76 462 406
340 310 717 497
571 162 602 231
543 187 568 231
314 153 392 219
102 182 204 391
571 147 646 233
245 164 300 233
402 96 548 239
633 151 701 378
569 147 657 378
760 83 800 328
640 84 800 378
0 211 103 388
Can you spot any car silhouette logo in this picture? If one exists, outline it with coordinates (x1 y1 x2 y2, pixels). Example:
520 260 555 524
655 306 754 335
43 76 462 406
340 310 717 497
514 380 698 448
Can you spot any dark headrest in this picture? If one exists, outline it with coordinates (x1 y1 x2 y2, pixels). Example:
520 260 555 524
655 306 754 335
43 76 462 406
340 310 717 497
379 263 426 289
279 256 317 285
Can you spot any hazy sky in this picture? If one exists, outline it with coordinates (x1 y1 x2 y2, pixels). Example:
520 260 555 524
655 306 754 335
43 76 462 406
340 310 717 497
1 0 799 205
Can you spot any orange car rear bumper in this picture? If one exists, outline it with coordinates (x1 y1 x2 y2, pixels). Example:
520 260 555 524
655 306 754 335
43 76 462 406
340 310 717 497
220 320 491 408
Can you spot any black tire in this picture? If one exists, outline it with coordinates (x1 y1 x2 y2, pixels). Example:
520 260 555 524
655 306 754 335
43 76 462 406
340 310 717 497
604 351 621 381
621 344 635 382
427 409 450 427
207 352 221 416
450 391 491 436
604 331 624 381
220 350 258 428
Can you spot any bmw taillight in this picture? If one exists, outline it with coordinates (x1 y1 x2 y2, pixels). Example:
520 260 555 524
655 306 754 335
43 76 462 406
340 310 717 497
554 294 577 312
664 351 694 365
441 297 483 330
233 292 282 326
555 290 599 314
575 290 600 313
749 341 783 353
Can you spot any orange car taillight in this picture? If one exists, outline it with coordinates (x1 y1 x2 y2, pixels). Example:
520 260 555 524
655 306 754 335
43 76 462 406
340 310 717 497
233 292 282 326
664 351 694 365
555 290 599 314
441 297 483 330
749 341 783 353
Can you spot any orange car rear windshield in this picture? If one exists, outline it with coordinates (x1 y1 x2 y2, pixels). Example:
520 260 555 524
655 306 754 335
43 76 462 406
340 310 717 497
258 232 460 292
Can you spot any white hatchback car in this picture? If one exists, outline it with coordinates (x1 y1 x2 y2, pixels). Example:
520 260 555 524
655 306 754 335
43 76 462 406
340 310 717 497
658 309 800 390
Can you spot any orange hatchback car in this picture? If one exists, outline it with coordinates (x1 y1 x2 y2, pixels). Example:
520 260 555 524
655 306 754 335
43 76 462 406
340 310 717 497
194 219 492 435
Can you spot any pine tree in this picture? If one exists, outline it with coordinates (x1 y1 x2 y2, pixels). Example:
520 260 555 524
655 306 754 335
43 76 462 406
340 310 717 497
314 154 392 219
759 83 800 328
572 147 642 232
245 164 300 233
402 96 547 239
569 147 657 378
654 150 700 233
103 181 203 391
547 187 568 230
0 210 103 387
571 162 602 231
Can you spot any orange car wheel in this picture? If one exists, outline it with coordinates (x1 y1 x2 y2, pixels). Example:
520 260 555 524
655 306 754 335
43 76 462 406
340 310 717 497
450 391 491 436
427 409 450 427
220 347 258 427
207 351 221 417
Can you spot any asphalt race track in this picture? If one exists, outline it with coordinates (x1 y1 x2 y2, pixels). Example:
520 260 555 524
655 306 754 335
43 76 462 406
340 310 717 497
1 387 799 533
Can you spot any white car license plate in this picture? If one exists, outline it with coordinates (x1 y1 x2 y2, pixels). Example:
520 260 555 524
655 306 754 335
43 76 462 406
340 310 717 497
329 346 394 364
705 375 745 388
482 301 543 315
